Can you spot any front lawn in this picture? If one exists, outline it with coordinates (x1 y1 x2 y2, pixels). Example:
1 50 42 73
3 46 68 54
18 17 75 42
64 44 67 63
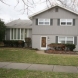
0 68 78 78
0 48 78 66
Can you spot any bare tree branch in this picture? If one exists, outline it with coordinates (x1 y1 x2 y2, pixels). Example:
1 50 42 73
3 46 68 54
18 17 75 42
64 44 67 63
14 0 19 8
0 0 78 14
0 0 10 6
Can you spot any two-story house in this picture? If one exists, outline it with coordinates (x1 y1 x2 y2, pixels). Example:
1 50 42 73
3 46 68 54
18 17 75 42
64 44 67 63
6 5 78 51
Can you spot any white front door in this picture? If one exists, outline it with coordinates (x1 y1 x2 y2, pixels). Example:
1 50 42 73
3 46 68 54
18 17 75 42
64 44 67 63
40 36 47 50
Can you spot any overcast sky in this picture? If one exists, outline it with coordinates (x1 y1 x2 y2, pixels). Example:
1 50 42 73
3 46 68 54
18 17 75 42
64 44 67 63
0 0 58 23
0 0 50 23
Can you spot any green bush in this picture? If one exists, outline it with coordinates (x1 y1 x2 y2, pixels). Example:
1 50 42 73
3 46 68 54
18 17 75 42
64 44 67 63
65 44 76 51
3 40 24 47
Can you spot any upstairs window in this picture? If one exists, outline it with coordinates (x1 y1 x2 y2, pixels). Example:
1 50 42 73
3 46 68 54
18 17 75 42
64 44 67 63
60 19 73 26
38 19 50 25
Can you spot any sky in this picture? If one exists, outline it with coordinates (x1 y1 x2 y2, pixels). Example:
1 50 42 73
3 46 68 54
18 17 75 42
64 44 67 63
0 0 49 23
0 0 75 23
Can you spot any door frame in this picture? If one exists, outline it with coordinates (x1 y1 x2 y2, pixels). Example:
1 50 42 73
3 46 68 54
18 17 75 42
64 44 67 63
40 36 47 50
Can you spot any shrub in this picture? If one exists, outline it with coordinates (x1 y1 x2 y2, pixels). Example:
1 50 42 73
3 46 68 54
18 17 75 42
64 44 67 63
3 40 24 47
48 43 65 50
18 40 24 47
65 44 76 51
25 38 31 47
48 43 76 51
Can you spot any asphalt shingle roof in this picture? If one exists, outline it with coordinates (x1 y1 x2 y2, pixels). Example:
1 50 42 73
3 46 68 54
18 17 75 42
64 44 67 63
6 19 32 28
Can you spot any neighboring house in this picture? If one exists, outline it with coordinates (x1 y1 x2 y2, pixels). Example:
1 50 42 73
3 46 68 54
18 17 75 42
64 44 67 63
6 5 78 51
6 19 32 42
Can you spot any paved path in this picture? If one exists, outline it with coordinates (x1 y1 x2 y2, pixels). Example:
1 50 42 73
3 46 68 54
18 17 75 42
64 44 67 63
0 62 78 73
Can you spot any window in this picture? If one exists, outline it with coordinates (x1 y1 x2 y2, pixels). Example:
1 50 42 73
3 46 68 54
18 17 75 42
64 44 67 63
10 28 27 41
18 29 20 39
25 29 27 38
38 19 50 25
14 29 16 39
21 29 23 39
60 19 73 26
58 37 74 44
11 29 13 39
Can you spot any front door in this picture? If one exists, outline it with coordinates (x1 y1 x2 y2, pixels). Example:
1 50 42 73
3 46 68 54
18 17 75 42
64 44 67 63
41 36 47 50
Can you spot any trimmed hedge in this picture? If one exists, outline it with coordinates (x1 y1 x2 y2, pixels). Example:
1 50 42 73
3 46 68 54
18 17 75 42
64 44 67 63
3 40 24 47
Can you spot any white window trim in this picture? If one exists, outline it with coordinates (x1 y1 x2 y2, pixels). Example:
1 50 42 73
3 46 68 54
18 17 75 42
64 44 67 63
58 36 74 44
10 29 11 40
38 19 50 25
60 19 73 26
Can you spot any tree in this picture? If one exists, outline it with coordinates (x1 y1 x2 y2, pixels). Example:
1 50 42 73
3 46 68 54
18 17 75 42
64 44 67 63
0 19 6 42
0 0 78 14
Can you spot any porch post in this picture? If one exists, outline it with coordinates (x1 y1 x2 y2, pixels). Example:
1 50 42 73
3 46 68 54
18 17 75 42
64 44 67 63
20 28 21 40
10 28 11 40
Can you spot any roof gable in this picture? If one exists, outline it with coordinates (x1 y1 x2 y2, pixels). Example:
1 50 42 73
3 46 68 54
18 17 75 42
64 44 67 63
29 5 78 18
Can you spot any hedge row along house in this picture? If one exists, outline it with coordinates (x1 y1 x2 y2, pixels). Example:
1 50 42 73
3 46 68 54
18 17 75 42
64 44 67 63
5 5 78 51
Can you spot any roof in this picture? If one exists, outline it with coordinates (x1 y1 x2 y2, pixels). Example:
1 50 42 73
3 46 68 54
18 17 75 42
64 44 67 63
6 19 32 28
29 4 78 18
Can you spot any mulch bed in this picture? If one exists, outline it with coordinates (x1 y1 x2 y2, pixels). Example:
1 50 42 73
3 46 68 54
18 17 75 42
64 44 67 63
45 50 78 55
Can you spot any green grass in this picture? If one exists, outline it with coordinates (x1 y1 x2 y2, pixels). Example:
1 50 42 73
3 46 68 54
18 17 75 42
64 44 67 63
0 68 78 78
0 48 78 66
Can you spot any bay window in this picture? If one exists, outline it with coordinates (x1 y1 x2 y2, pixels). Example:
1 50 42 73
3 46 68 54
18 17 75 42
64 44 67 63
10 28 27 41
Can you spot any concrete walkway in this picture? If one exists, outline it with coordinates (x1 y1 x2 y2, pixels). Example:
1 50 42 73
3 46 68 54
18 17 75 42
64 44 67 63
0 62 78 73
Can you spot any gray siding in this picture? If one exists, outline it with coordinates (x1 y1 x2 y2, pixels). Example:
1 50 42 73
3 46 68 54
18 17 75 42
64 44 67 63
31 6 78 51
32 7 78 35
6 28 10 40
32 35 78 51
29 29 32 38
32 35 56 50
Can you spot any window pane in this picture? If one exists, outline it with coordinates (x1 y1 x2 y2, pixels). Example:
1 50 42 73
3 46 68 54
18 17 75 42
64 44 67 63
45 22 49 25
58 41 65 44
45 19 49 22
67 19 72 22
59 37 65 41
11 29 13 39
39 22 44 25
67 22 72 25
60 19 66 25
18 29 20 39
61 22 66 25
25 29 27 38
58 37 65 44
60 19 66 22
38 19 44 22
66 41 73 44
67 19 72 25
21 29 23 39
67 37 73 41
